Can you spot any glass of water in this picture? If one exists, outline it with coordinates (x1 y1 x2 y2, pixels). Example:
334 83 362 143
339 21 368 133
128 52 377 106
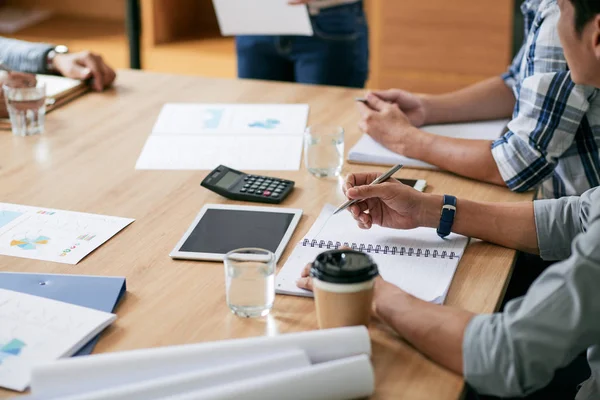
304 124 344 178
224 248 276 318
2 82 46 136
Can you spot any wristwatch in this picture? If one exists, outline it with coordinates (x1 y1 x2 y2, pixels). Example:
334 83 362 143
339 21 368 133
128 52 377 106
46 45 69 73
437 195 457 238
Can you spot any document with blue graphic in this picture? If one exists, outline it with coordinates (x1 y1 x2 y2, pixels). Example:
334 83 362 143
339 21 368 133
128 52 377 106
0 289 116 391
136 104 309 170
0 203 134 264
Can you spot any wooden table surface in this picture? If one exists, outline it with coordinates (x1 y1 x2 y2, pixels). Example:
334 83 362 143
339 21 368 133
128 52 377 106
0 70 533 399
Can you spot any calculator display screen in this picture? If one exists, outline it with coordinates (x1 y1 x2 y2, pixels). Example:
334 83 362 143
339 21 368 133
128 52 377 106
216 171 241 189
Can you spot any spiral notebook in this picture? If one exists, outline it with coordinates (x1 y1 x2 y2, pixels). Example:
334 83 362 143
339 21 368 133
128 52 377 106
276 204 469 303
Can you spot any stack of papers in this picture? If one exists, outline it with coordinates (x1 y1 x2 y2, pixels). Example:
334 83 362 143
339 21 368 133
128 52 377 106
135 104 310 171
0 289 116 392
28 326 374 399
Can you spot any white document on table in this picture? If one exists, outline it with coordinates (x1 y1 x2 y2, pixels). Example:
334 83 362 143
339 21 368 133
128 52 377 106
348 119 509 169
0 203 134 265
212 0 313 36
135 104 310 171
0 289 116 392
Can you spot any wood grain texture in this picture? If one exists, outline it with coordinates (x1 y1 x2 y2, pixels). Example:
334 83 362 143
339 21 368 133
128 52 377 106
367 0 514 93
4 0 126 21
0 70 532 399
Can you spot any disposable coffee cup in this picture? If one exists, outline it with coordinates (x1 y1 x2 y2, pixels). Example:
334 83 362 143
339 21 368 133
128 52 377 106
310 249 379 329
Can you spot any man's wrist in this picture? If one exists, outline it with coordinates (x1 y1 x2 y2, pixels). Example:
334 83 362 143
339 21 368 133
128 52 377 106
418 194 444 229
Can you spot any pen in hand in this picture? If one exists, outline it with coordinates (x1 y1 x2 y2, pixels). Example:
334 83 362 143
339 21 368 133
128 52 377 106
333 164 404 215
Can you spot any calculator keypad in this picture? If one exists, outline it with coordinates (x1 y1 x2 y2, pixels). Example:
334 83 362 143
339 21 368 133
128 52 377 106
233 174 292 203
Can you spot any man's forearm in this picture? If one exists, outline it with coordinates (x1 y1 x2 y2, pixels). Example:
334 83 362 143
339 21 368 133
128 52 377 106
422 77 516 125
419 195 539 254
375 285 473 374
407 132 506 186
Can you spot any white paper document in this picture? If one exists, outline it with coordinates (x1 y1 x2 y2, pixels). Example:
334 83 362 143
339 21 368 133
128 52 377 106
135 104 310 171
276 204 469 302
212 0 313 36
0 289 116 392
348 119 509 169
31 326 370 398
0 203 134 265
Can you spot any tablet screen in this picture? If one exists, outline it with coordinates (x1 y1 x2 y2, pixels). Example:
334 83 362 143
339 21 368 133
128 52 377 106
179 209 296 254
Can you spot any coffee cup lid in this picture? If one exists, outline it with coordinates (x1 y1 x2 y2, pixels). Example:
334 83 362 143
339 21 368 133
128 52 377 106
310 249 379 284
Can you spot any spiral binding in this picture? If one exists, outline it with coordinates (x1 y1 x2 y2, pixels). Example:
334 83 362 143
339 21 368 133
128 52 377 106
301 238 459 259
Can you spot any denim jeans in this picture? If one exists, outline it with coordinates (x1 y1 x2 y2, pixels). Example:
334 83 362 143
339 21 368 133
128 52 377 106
235 2 369 88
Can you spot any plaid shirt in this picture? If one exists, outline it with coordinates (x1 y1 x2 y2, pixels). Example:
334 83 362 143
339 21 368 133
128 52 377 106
491 0 600 198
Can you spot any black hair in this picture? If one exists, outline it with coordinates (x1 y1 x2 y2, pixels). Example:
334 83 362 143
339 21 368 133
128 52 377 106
569 0 600 33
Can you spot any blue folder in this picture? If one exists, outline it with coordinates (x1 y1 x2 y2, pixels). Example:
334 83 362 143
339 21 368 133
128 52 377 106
0 272 126 356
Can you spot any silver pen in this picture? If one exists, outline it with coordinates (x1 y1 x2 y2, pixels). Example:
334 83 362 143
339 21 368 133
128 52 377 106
333 164 404 215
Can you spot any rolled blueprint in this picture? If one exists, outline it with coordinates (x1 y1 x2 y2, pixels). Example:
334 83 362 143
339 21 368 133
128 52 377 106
164 355 375 400
57 350 310 400
31 326 371 399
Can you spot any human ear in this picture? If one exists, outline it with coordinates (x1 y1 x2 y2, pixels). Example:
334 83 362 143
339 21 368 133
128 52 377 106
593 16 600 61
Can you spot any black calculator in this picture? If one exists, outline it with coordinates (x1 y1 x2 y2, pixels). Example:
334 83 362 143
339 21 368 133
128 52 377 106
201 165 295 204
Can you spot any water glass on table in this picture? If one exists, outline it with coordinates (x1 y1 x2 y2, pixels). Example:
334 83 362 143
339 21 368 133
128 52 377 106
224 248 276 318
2 82 46 136
304 125 344 178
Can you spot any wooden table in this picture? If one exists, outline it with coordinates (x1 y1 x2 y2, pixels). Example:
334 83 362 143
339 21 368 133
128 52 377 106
0 70 532 399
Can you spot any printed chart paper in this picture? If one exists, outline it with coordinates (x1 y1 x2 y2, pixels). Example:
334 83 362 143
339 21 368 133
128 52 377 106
136 104 309 171
0 203 134 265
212 0 313 36
0 289 116 391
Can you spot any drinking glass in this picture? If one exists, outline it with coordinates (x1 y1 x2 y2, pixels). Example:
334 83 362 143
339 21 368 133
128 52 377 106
224 248 276 318
304 125 344 178
3 82 46 136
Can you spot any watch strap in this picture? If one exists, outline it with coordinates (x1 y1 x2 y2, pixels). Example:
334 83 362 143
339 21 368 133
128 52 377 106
437 195 457 238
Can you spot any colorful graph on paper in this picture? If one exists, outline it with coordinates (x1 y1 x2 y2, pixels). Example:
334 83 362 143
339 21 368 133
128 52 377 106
10 236 50 250
248 118 281 129
0 339 25 365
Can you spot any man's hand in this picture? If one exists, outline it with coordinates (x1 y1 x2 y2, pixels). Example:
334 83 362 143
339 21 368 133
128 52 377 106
343 172 440 230
52 51 116 91
0 72 37 118
370 89 428 127
357 93 425 157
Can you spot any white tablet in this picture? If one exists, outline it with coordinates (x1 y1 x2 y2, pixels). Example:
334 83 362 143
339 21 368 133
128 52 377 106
170 204 302 262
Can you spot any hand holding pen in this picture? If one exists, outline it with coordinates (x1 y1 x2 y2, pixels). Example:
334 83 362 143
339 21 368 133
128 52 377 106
339 167 432 231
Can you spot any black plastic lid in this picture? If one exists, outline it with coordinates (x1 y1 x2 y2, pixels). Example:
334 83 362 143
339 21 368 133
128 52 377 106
310 249 379 284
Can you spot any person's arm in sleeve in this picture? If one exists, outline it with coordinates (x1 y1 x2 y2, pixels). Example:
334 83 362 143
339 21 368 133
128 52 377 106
464 201 600 396
533 188 596 260
0 37 53 74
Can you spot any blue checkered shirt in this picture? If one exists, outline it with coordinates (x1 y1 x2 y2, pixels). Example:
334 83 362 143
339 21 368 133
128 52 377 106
491 0 600 198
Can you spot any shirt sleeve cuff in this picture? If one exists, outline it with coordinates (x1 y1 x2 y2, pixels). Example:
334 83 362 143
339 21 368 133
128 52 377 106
501 71 517 90
534 198 581 260
463 314 526 397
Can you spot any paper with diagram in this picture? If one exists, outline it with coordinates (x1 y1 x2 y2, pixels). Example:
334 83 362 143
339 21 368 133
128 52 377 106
0 289 116 391
135 104 309 171
0 203 134 265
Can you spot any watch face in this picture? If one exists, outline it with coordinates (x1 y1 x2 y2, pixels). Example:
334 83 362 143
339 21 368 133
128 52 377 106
55 45 69 54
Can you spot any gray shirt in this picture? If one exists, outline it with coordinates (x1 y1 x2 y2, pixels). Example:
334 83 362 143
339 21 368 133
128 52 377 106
0 37 52 74
463 187 600 399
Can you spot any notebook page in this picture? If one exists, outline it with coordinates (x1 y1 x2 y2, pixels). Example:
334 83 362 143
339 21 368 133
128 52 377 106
276 205 469 302
348 119 509 169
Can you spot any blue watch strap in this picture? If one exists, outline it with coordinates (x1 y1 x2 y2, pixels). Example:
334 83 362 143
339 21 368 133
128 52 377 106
437 195 457 238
